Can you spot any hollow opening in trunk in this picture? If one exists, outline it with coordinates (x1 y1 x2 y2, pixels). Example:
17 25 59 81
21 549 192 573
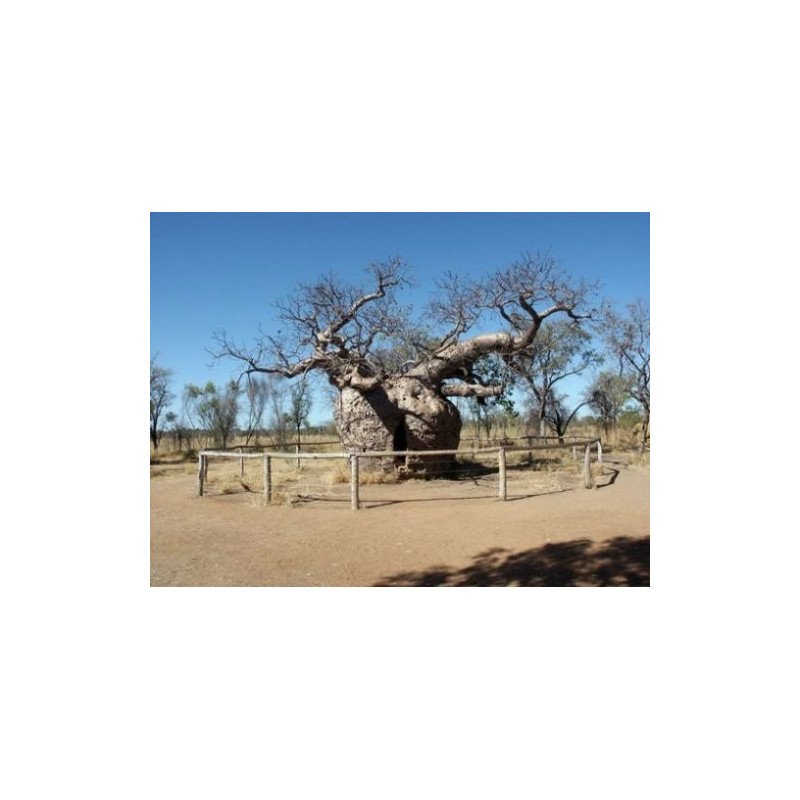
393 418 408 466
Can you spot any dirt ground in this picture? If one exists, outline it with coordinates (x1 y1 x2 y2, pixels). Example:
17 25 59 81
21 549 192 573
150 456 649 587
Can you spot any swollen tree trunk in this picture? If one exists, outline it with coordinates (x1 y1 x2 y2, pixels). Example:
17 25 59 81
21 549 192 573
334 377 461 475
214 257 596 474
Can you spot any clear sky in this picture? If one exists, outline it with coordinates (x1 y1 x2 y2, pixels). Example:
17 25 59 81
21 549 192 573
150 212 650 425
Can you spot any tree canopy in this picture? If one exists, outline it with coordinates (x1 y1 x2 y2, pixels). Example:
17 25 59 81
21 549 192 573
150 355 174 450
213 252 601 401
605 299 650 449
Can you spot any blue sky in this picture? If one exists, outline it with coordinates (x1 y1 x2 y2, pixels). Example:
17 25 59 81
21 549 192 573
150 212 649 425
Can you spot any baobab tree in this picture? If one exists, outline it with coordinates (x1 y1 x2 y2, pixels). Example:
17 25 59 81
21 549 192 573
213 254 599 472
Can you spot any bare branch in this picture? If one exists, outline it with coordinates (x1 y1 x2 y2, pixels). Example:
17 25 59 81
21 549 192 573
440 383 504 398
214 252 601 401
426 270 484 351
409 254 598 385
210 258 412 387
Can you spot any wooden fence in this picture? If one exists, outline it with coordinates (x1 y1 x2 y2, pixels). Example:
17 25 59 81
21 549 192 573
198 438 602 510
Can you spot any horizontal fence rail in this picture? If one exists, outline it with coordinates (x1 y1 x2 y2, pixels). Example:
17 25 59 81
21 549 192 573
198 438 602 510
460 435 592 443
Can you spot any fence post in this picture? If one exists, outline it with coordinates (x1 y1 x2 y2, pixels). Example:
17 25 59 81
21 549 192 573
350 454 360 511
583 443 594 489
572 445 577 461
498 447 507 501
597 439 603 465
239 446 244 477
198 453 205 496
295 442 300 471
263 454 272 505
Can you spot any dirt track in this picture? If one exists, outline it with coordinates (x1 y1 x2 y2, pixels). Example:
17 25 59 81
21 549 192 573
150 457 649 587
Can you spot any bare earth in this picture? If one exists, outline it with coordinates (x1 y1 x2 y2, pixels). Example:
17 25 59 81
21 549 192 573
150 458 649 587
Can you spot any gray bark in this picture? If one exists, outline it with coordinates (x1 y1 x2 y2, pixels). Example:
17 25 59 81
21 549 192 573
214 256 597 475
334 377 461 475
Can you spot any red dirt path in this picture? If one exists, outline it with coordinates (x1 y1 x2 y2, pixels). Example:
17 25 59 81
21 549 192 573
150 457 649 586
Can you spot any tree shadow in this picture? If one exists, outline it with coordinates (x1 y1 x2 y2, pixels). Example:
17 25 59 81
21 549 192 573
384 457 498 482
594 466 620 488
374 536 649 586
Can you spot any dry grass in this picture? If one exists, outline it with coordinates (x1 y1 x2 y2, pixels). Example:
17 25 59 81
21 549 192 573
360 469 399 485
328 461 399 484
328 462 350 484
152 438 644 506
268 486 304 506
150 461 196 480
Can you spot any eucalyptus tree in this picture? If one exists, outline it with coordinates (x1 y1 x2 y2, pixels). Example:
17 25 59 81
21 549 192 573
150 355 174 450
460 354 517 442
505 317 601 438
606 299 650 452
586 371 632 436
213 254 599 472
527 390 591 443
183 381 241 449
241 375 277 446
288 377 313 449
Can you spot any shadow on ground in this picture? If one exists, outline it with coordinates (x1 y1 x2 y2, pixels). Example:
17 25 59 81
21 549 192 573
374 535 649 586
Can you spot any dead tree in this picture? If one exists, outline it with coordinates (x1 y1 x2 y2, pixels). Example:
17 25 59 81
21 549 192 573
213 254 599 473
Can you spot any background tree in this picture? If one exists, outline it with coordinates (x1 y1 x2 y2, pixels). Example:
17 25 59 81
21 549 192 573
606 299 650 452
267 380 290 446
183 381 242 449
164 410 178 440
585 371 632 437
150 355 174 450
287 378 312 450
525 389 591 443
241 375 278 446
460 354 516 441
214 254 599 473
163 411 194 453
505 317 601 437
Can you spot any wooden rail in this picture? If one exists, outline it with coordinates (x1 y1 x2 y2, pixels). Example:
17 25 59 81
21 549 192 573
198 438 602 508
